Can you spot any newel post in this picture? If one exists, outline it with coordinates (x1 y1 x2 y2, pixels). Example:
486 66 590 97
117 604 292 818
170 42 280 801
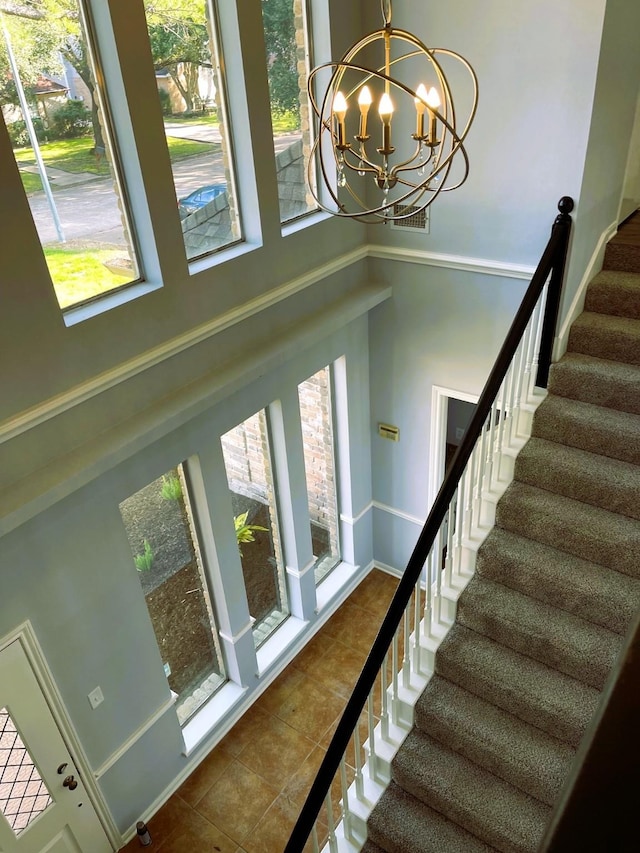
535 196 574 387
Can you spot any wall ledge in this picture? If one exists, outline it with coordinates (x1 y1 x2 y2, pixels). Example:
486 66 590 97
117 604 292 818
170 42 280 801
0 283 390 538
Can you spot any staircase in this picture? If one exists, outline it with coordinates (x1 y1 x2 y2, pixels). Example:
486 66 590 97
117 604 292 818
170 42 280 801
362 219 640 853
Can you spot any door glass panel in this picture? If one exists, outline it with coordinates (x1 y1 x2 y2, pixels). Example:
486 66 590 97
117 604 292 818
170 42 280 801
261 0 317 223
0 1 140 310
141 0 242 260
0 708 52 836
298 366 340 583
221 410 289 647
119 464 226 725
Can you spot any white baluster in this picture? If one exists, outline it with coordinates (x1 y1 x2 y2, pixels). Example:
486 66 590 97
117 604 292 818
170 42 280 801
496 375 509 480
423 553 433 635
402 602 411 689
444 492 456 589
475 412 489 520
367 693 377 781
391 625 399 725
353 714 364 800
381 653 389 741
511 338 526 441
464 450 476 539
340 756 352 842
434 532 443 625
530 283 548 393
486 398 499 490
325 788 337 852
453 476 465 579
412 578 422 673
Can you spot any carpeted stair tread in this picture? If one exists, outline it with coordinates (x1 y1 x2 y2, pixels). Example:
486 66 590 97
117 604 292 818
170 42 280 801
603 240 640 274
567 311 640 364
392 730 550 853
514 437 640 520
476 528 640 634
585 269 640 318
456 576 621 689
532 394 640 464
361 840 388 853
414 675 573 805
495 481 640 578
435 624 599 746
548 352 640 415
364 781 495 853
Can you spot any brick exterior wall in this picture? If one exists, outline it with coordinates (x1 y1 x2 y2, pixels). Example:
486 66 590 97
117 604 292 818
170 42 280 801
220 369 339 565
299 368 339 558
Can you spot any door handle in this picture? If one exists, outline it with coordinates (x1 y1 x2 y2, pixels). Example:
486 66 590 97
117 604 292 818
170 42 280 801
63 775 78 791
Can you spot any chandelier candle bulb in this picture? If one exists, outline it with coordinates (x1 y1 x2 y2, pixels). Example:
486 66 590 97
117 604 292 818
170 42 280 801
333 91 348 147
414 83 428 138
426 86 441 143
358 85 373 139
378 92 394 153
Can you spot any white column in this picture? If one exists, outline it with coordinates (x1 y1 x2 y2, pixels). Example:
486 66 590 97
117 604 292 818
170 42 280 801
268 391 317 621
186 445 257 688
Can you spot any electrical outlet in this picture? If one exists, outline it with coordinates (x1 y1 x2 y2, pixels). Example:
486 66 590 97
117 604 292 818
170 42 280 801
88 686 104 710
456 427 465 440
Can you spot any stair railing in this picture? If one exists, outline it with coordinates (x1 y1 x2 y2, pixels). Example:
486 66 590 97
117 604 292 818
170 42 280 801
284 196 575 853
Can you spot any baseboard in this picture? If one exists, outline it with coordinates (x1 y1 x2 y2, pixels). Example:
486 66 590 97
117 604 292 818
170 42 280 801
554 219 618 360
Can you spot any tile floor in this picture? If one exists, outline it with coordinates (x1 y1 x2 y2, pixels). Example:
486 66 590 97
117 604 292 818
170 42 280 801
120 569 399 853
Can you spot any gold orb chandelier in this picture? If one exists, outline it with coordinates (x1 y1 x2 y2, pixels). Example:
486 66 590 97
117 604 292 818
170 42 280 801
307 0 478 223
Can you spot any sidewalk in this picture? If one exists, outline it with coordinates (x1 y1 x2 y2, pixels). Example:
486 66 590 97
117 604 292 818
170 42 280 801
19 164 100 188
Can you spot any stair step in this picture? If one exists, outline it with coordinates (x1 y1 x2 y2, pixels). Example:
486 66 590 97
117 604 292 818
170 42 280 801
361 840 388 853
585 269 640 318
568 311 640 364
476 528 640 635
603 240 640 274
414 675 573 806
456 576 621 689
392 730 550 853
548 352 640 415
435 624 599 746
495 481 640 579
514 437 640 520
532 394 640 465
364 781 494 853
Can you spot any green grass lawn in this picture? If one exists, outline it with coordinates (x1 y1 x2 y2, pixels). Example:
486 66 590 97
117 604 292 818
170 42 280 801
270 110 301 133
44 246 133 309
15 133 215 195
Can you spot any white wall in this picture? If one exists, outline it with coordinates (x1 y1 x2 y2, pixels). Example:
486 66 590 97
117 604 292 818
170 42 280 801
560 0 640 323
369 261 526 569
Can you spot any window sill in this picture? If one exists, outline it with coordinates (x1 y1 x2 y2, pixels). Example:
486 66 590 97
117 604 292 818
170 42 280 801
187 238 262 278
62 280 161 327
181 681 246 757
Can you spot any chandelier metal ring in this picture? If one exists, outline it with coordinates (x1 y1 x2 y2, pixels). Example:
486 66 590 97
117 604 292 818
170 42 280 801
306 1 478 223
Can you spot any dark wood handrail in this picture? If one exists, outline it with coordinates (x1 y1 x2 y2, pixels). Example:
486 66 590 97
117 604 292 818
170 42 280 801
284 196 574 853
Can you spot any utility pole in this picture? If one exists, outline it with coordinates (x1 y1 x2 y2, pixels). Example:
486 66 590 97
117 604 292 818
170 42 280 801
1 14 65 243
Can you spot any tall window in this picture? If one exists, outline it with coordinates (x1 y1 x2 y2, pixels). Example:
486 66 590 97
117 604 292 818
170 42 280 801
261 0 317 223
298 366 340 583
119 465 225 725
0 1 139 310
142 0 241 260
221 410 289 647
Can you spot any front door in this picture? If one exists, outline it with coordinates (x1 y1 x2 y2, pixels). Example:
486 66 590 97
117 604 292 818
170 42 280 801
0 640 112 853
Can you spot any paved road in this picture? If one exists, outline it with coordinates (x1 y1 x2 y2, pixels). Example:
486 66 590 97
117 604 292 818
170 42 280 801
28 130 302 247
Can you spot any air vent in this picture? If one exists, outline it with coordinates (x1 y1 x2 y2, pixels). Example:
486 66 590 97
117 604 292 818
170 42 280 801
390 203 430 233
